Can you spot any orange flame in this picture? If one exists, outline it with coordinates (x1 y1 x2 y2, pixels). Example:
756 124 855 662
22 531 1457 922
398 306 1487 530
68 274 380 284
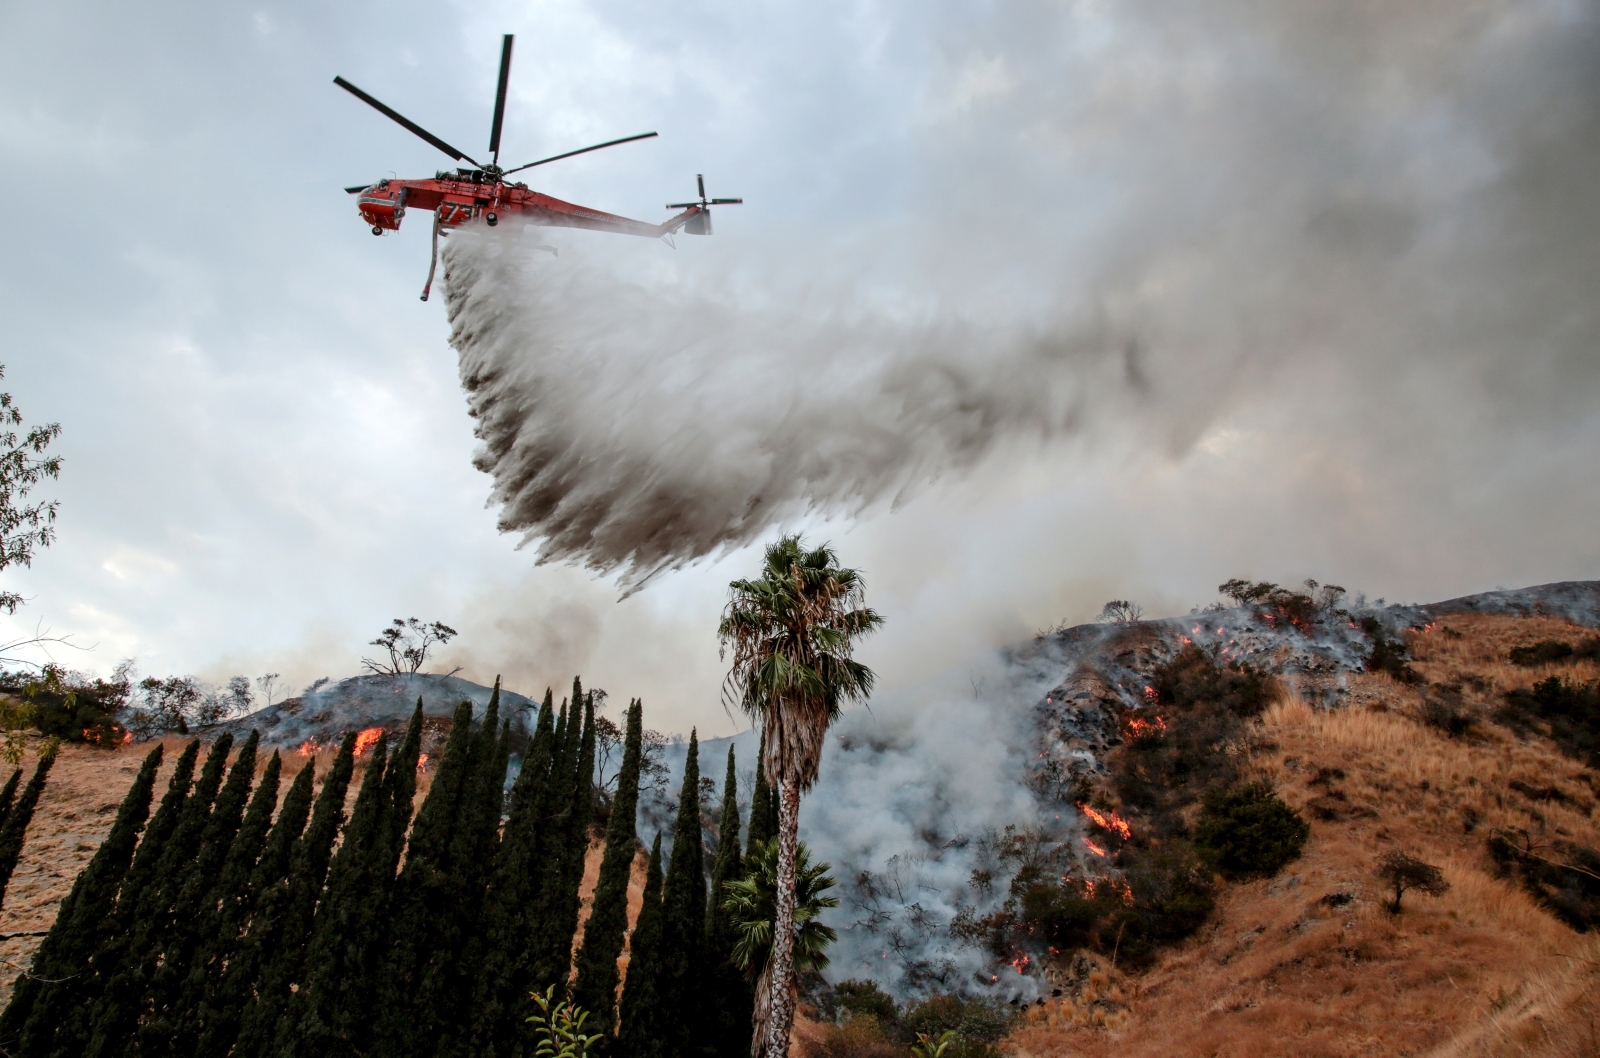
1009 952 1032 973
296 737 321 757
354 726 384 757
1083 837 1108 858
416 753 430 771
1077 803 1132 840
1126 715 1167 739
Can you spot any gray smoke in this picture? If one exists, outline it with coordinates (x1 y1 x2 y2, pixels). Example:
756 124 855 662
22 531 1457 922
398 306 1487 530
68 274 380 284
443 0 1599 589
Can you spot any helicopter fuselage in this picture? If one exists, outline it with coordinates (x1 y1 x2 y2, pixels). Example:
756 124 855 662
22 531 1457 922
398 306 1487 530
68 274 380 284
355 170 701 239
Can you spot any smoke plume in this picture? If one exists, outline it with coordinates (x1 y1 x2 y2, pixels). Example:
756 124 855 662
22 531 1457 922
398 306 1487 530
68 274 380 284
443 0 1599 590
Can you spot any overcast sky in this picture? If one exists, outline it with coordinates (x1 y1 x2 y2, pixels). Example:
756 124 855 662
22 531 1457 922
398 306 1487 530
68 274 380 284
1 0 1596 736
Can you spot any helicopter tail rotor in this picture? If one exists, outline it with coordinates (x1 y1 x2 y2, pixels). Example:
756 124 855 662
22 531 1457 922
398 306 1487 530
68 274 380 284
665 173 742 235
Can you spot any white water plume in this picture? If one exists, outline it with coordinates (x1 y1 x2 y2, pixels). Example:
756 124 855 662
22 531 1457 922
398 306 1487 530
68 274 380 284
442 234 1142 590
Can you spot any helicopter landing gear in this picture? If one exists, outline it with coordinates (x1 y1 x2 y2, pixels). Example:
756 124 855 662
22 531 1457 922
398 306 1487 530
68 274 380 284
372 225 384 236
485 211 498 226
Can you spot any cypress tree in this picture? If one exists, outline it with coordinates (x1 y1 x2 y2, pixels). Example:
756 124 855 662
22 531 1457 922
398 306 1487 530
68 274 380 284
367 701 480 1058
526 681 588 992
84 734 234 1058
550 690 598 967
0 745 161 1055
230 732 357 1058
378 703 425 878
747 730 775 854
467 689 556 1058
191 755 317 1058
658 731 706 1054
0 750 55 908
705 745 752 1058
45 741 199 1056
572 698 644 1037
0 766 23 832
141 732 262 1053
616 833 665 1058
168 749 283 1058
409 692 508 1056
277 732 391 1057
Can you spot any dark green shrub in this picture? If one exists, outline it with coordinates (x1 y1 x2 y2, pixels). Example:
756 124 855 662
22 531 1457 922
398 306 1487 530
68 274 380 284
1192 781 1309 880
1020 884 1100 949
900 995 1011 1058
1488 832 1600 931
1153 644 1279 720
1510 638 1600 666
1114 647 1279 830
1361 617 1421 684
833 979 897 1026
0 665 127 746
1498 676 1600 768
1420 693 1477 739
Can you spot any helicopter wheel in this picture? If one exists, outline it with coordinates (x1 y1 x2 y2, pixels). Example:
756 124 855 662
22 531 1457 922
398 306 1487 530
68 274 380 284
485 212 498 227
371 226 384 236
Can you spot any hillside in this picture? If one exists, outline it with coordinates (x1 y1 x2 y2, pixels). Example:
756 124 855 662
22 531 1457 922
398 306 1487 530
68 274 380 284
1008 610 1600 1058
0 583 1596 1056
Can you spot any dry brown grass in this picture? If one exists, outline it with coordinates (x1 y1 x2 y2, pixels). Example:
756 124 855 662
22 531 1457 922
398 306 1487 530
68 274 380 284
1007 614 1600 1058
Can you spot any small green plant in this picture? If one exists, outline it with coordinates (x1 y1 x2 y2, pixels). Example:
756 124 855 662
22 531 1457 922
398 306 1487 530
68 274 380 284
911 1029 958 1058
526 985 602 1058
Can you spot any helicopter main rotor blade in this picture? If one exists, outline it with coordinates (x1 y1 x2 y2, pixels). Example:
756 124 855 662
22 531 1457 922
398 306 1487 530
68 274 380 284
345 185 371 193
502 131 658 175
333 76 482 167
710 198 743 204
488 34 514 164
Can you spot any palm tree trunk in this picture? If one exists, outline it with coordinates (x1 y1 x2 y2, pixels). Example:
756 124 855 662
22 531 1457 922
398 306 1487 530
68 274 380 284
750 956 773 1057
764 779 801 1058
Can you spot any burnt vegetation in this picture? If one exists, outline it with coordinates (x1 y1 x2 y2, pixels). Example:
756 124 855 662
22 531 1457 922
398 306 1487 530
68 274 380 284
967 647 1305 976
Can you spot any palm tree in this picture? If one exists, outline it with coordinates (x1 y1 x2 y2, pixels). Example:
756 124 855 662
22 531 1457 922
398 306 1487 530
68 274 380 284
723 841 838 1057
719 534 882 1058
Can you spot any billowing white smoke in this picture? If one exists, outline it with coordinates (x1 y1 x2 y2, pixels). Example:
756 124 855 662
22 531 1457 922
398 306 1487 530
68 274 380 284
648 639 1088 1001
442 0 1599 590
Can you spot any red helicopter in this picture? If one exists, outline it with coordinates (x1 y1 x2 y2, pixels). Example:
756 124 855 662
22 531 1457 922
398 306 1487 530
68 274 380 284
336 34 741 300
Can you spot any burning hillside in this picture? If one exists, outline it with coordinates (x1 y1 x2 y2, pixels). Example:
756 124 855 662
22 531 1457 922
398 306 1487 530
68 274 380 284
647 579 1600 1009
208 672 538 756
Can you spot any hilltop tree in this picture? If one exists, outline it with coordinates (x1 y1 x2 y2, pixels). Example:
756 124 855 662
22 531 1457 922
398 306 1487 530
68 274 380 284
362 617 459 676
719 535 882 1058
616 833 665 1058
572 697 644 1037
705 744 753 1058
